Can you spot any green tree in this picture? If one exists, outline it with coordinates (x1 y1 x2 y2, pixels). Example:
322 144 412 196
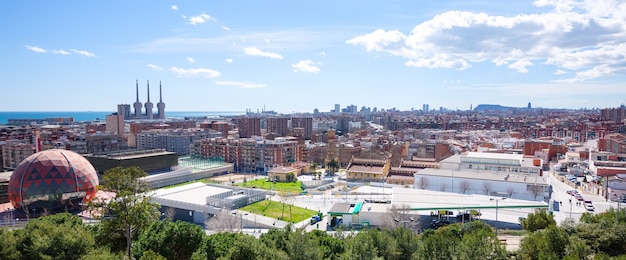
260 225 291 253
79 247 121 260
0 228 21 260
343 232 379 260
413 225 462 259
90 166 160 259
456 228 507 260
390 227 419 259
521 210 556 232
564 234 592 260
365 228 399 260
328 159 340 175
226 234 289 260
307 230 345 259
133 220 205 259
16 213 95 260
204 232 248 259
286 172 295 182
310 162 318 175
519 225 569 260
286 229 324 260
139 250 166 260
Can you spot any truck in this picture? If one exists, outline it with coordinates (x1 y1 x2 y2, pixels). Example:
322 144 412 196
310 215 321 224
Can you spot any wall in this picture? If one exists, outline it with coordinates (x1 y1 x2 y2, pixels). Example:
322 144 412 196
413 174 549 201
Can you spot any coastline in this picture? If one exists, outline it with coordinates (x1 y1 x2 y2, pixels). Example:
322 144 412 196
0 111 245 125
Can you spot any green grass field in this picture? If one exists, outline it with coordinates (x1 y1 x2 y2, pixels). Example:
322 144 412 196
238 179 303 194
240 200 317 223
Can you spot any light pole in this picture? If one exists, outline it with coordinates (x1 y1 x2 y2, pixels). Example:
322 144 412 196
569 198 573 219
490 197 506 236
9 208 14 227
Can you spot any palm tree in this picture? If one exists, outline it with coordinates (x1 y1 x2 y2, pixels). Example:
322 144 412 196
310 162 321 180
327 159 339 176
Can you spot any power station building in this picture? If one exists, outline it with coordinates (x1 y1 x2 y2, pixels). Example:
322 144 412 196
106 80 167 134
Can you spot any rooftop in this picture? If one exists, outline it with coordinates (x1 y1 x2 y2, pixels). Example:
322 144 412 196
153 182 233 206
416 168 549 185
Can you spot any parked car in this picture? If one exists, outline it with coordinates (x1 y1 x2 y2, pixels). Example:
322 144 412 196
456 212 472 221
585 204 595 211
431 219 450 229
567 190 576 196
576 195 584 201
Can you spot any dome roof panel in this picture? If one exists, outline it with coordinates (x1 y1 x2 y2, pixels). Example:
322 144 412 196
8 149 99 208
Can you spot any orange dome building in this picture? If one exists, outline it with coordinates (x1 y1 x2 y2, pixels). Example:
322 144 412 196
8 149 99 210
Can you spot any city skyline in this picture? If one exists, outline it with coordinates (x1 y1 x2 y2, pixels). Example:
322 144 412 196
3 0 626 113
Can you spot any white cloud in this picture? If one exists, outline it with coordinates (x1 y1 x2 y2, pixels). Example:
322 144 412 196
222 26 231 31
186 57 195 63
291 60 321 73
216 81 266 88
189 13 215 25
346 0 626 81
554 69 567 75
508 59 533 73
53 49 70 55
147 64 164 71
242 47 283 59
170 67 220 78
320 51 326 56
25 45 47 53
171 5 178 11
264 37 270 43
181 15 187 19
71 49 96 57
225 58 233 64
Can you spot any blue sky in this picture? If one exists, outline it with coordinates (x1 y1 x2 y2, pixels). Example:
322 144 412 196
2 0 626 113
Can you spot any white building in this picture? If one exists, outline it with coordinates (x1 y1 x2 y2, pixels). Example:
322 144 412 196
415 153 549 201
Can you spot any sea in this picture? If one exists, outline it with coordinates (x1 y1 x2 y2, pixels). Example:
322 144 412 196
0 111 245 125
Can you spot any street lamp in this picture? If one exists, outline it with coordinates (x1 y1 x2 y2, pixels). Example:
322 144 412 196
232 211 248 233
9 208 14 227
490 197 506 236
569 198 573 219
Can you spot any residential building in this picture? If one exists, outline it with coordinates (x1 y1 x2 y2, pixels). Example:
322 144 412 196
237 117 261 138
346 158 391 182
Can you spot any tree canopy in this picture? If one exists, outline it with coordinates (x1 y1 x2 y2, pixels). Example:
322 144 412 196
89 166 160 259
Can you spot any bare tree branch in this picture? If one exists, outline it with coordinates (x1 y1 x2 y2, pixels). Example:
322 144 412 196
482 182 492 195
459 180 471 194
506 187 515 198
205 210 239 232
440 183 448 192
418 177 430 190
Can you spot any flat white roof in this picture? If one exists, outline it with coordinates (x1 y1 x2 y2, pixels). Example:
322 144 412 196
391 187 547 210
153 182 233 206
466 152 523 161
416 168 549 185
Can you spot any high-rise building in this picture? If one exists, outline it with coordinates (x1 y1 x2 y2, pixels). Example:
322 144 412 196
291 117 313 139
600 106 626 122
105 104 129 135
266 117 289 137
334 104 340 113
237 117 261 138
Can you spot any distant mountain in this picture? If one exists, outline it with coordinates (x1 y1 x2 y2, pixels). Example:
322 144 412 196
473 104 525 111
